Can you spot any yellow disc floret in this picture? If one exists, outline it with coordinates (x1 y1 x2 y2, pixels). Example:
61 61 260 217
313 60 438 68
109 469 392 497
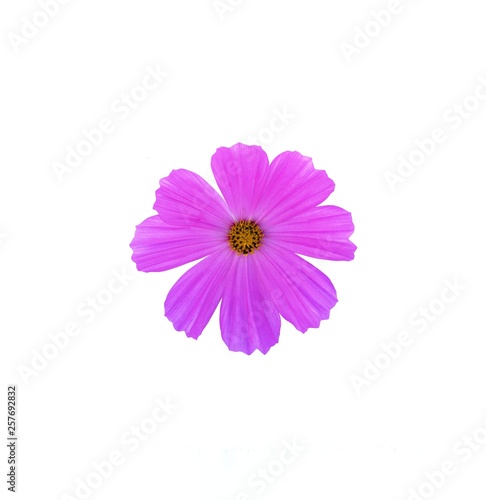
228 220 263 255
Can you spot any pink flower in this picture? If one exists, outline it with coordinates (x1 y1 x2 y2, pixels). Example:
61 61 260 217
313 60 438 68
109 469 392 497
130 144 356 354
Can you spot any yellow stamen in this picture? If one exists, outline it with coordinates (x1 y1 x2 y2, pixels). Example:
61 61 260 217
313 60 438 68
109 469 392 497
228 220 263 255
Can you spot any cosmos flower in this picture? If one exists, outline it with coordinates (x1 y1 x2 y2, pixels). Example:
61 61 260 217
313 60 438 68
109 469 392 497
130 143 356 354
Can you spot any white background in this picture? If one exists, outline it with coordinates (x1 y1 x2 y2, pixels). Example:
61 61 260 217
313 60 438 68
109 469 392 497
1 1 486 499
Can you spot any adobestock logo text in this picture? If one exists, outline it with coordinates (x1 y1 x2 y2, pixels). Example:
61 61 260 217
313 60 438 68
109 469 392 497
385 73 486 192
340 0 416 63
51 64 168 182
7 0 72 54
17 268 134 385
350 278 466 395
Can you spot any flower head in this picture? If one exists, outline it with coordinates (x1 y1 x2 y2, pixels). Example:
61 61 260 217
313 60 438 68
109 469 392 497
130 144 356 354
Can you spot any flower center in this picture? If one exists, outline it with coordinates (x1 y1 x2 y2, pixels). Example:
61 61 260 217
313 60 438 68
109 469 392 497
228 220 263 255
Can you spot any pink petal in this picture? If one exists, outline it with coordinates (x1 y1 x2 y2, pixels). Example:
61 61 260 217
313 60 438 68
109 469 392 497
220 252 280 354
154 169 233 230
130 216 227 272
211 144 271 220
165 250 234 340
259 242 338 332
267 206 357 261
257 152 335 226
